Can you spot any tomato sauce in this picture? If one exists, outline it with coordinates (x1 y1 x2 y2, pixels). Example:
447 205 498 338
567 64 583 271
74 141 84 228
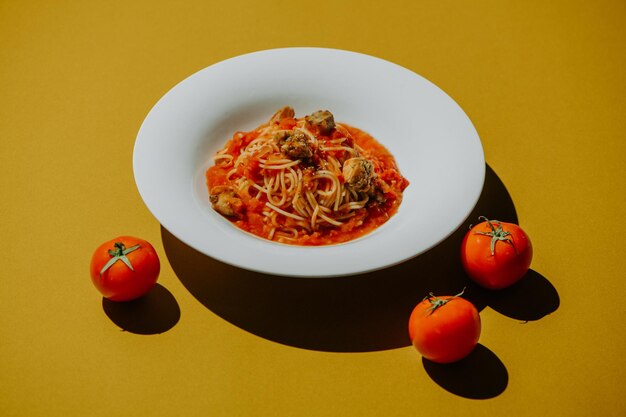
206 123 409 246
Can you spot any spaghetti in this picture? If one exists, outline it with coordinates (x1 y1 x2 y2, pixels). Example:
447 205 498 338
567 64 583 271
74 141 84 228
206 107 409 245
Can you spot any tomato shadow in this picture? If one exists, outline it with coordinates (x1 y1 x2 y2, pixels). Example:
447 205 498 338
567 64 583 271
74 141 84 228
162 164 539 352
422 344 508 399
466 269 560 322
102 283 180 334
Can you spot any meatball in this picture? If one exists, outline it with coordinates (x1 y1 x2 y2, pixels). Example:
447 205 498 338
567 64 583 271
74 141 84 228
305 110 335 134
342 157 375 192
209 187 243 217
269 106 295 124
274 131 313 159
368 181 386 203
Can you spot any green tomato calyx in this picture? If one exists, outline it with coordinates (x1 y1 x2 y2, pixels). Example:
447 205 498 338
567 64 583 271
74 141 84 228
474 216 517 256
99 242 141 277
424 288 465 315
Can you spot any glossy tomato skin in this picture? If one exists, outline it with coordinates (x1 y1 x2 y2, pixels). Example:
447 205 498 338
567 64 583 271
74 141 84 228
461 221 533 290
408 296 481 363
90 236 160 301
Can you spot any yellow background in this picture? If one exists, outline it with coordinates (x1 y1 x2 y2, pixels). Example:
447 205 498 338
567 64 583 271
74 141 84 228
1 0 625 416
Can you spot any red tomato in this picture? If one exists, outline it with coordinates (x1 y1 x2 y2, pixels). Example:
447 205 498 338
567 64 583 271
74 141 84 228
461 217 533 290
408 291 481 363
90 236 160 301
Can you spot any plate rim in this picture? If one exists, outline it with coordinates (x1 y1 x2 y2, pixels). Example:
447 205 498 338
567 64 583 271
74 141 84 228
133 47 485 277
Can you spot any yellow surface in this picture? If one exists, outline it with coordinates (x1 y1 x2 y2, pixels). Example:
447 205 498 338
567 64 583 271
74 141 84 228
1 0 625 416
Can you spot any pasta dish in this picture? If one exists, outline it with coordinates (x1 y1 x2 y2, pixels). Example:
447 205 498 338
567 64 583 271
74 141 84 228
206 107 409 245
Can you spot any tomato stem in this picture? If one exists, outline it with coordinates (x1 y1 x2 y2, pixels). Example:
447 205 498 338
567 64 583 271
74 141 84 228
474 216 518 256
424 287 466 315
99 242 141 277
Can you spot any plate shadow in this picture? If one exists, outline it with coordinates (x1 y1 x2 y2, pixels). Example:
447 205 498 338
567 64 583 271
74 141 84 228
162 164 545 352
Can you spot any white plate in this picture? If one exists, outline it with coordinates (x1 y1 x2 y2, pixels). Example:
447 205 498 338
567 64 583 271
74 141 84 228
133 48 484 277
